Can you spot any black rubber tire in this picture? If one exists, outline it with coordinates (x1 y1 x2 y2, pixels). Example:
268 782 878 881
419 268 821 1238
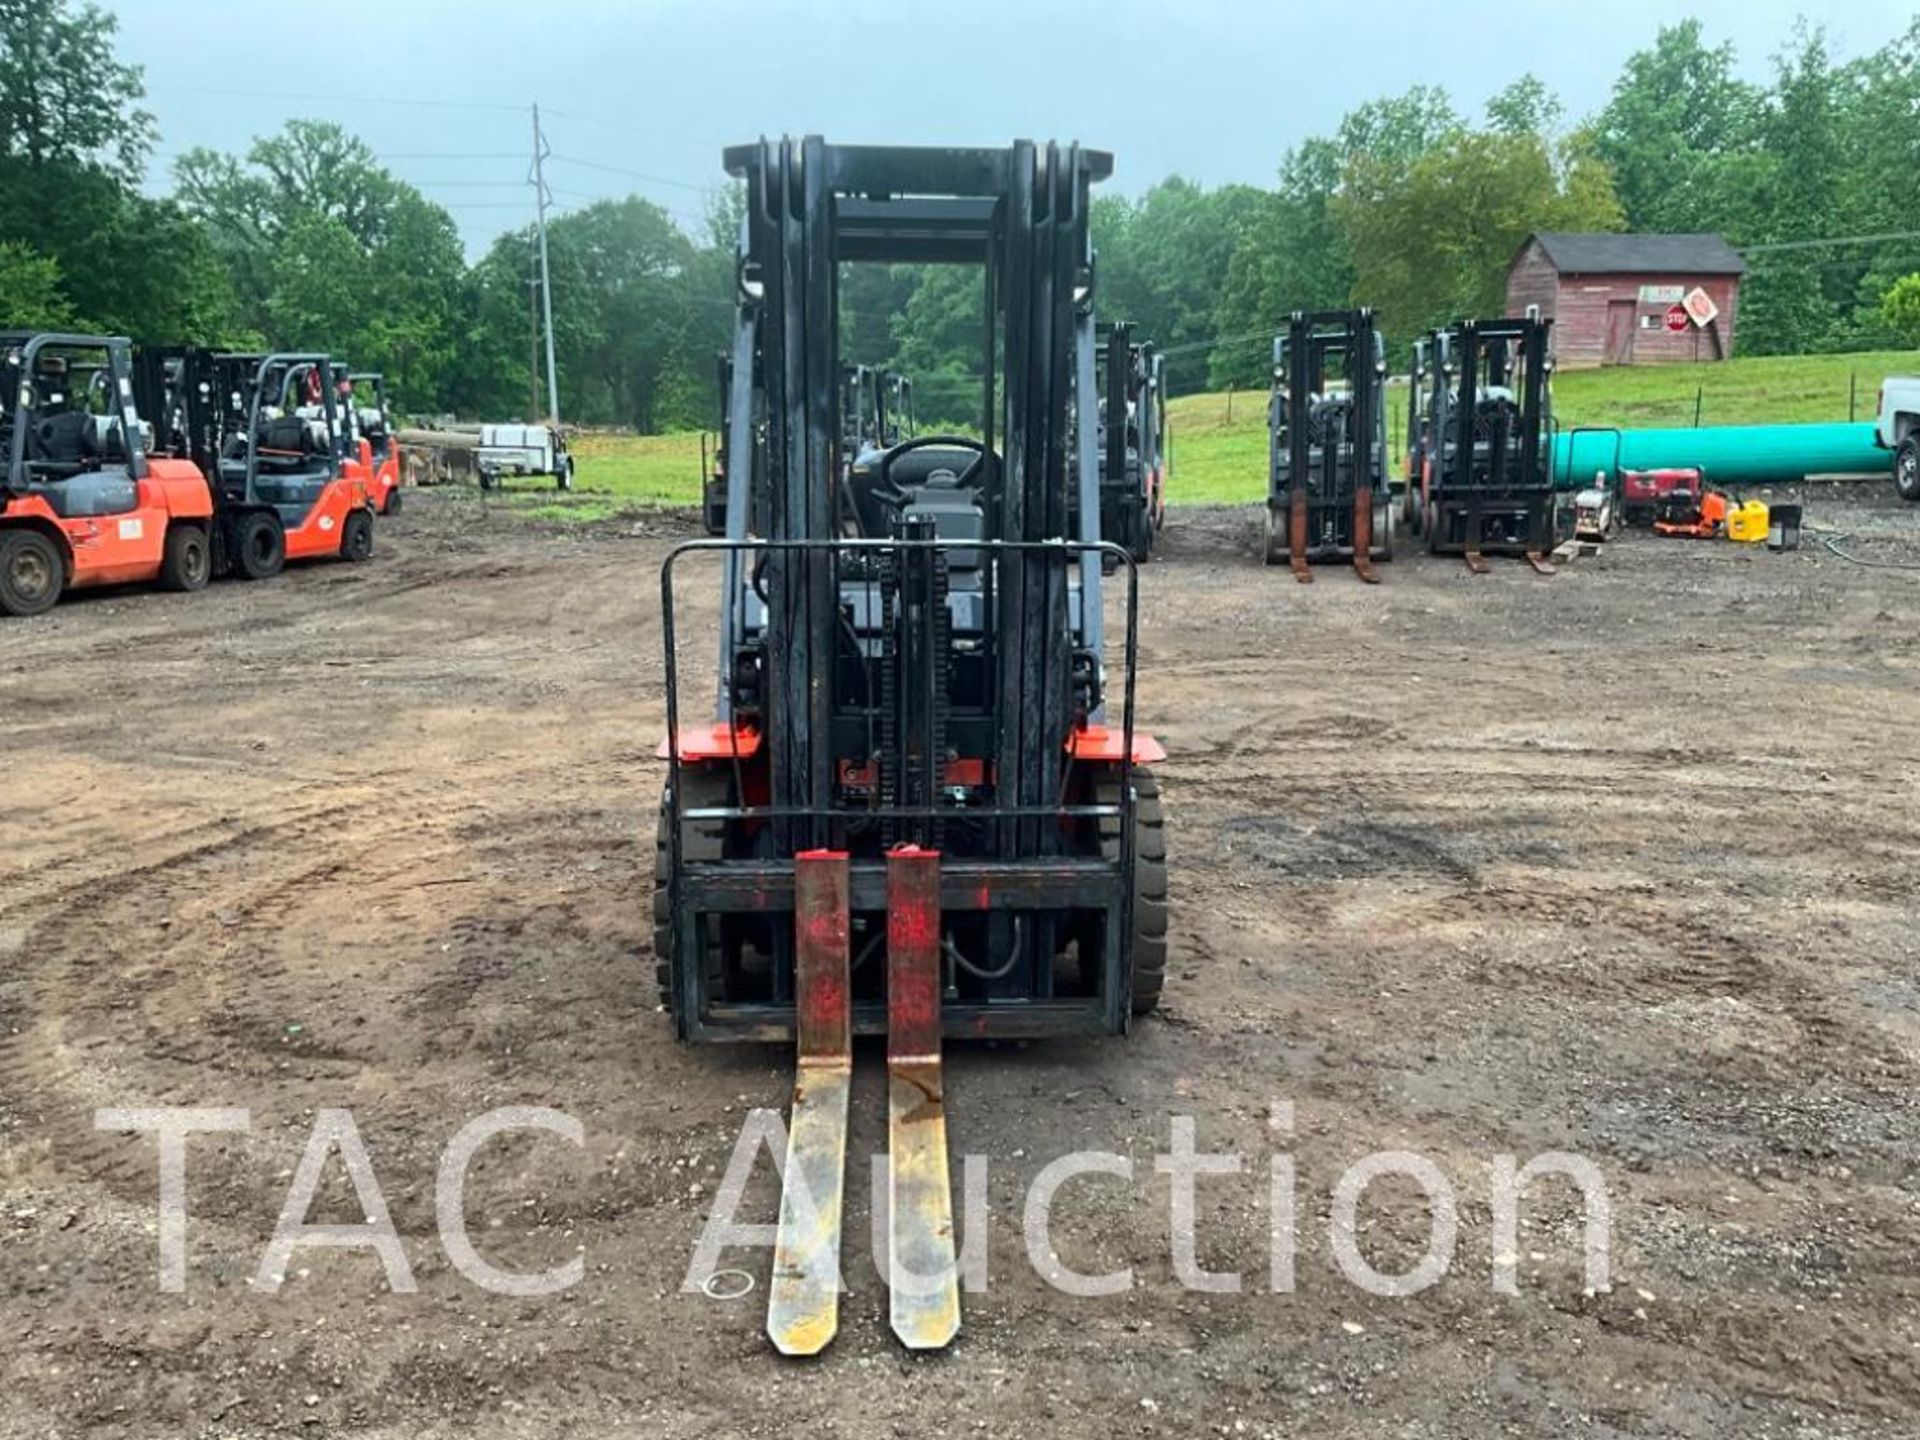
1372 495 1395 562
557 457 574 492
1263 505 1287 566
1896 436 1920 503
1094 767 1169 1015
652 767 732 1015
0 528 64 617
158 523 211 593
1129 499 1154 564
384 486 403 518
229 511 285 580
341 508 374 563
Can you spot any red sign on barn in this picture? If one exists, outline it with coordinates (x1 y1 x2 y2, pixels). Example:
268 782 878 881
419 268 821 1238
1664 304 1690 333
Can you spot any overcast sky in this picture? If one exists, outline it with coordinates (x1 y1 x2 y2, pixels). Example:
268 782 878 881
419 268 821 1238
112 0 1917 255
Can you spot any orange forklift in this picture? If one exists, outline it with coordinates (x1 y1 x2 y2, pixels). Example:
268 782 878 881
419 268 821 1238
346 371 402 515
0 332 216 618
171 351 376 579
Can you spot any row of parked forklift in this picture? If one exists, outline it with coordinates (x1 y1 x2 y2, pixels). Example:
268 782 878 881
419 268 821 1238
0 332 402 618
1265 307 1562 580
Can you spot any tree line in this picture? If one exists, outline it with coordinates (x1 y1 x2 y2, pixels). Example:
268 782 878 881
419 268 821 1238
6 4 1920 434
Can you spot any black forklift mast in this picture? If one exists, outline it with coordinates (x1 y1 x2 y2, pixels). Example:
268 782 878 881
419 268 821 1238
1418 314 1560 574
707 137 1116 863
1265 308 1391 581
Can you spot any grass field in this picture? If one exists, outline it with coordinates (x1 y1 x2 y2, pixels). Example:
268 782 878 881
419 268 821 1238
549 348 1915 514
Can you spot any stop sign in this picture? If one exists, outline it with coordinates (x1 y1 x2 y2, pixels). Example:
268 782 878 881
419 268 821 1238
1664 303 1690 333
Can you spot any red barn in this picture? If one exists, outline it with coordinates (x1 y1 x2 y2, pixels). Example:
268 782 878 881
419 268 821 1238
1505 232 1745 367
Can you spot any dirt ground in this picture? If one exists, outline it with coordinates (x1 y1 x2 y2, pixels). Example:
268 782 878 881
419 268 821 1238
4 484 1920 1439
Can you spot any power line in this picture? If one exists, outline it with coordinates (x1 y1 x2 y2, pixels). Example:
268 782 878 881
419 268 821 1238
1742 229 1920 255
144 83 528 113
548 153 715 193
373 151 527 161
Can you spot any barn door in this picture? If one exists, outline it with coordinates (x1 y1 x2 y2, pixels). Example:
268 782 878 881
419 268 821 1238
1604 300 1636 365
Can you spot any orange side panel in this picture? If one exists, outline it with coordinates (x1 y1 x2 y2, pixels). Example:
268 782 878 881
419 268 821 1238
146 459 215 518
656 725 764 762
283 480 369 562
1066 724 1167 766
60 507 168 589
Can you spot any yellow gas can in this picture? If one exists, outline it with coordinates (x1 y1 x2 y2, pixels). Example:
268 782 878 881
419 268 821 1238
1727 499 1770 544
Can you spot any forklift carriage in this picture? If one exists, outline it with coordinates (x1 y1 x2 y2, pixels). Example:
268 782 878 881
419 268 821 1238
1409 315 1564 574
1265 309 1393 582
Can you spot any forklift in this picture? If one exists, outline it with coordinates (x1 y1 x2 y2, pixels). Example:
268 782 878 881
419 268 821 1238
0 332 215 618
658 137 1166 1356
151 351 376 580
1406 315 1562 573
880 370 917 447
347 372 403 515
1265 309 1392 581
1093 322 1167 563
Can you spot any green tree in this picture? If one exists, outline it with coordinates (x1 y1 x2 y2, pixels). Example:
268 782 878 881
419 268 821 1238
0 239 76 327
1210 140 1355 387
0 0 152 177
1592 20 1769 235
1338 129 1623 342
1878 273 1920 345
176 121 467 405
1487 75 1563 137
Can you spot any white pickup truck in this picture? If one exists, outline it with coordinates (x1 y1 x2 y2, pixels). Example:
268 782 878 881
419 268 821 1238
1874 378 1920 501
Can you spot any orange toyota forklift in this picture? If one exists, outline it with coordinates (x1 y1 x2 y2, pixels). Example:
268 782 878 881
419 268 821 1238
0 332 215 618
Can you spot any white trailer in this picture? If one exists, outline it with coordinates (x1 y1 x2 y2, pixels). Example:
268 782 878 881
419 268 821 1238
475 424 574 491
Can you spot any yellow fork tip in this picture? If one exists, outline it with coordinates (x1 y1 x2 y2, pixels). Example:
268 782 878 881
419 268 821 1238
768 1314 838 1357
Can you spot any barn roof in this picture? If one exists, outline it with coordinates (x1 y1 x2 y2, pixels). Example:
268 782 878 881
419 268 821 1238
1521 232 1747 277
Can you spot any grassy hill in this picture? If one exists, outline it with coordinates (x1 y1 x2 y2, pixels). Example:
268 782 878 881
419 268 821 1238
543 348 1916 514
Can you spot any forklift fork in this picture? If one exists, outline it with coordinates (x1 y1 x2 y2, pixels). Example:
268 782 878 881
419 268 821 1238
884 846 961 1349
765 847 960 1356
1288 487 1312 584
1351 485 1380 585
767 852 854 1357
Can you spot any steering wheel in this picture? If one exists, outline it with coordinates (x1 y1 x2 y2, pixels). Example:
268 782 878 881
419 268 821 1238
875 434 989 496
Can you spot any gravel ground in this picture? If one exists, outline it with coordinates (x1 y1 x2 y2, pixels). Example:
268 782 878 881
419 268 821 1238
2 482 1918 1439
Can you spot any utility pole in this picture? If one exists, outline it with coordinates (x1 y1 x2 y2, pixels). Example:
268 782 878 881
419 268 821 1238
527 263 541 421
530 102 561 426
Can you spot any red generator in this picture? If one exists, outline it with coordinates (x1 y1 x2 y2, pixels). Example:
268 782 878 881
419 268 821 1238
1622 467 1705 529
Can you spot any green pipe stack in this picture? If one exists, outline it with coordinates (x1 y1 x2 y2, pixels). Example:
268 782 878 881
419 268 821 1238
1551 422 1889 491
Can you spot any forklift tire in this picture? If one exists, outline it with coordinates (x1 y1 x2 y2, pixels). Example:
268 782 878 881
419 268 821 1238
1372 495 1395 562
1093 767 1169 1015
342 509 374 563
229 511 285 581
158 523 211 593
0 528 64 617
557 457 575 493
1129 502 1154 564
653 767 733 1015
384 487 404 518
1897 436 1920 503
1262 505 1287 566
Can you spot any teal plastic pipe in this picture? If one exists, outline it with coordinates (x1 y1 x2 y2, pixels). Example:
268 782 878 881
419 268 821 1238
1551 422 1888 491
